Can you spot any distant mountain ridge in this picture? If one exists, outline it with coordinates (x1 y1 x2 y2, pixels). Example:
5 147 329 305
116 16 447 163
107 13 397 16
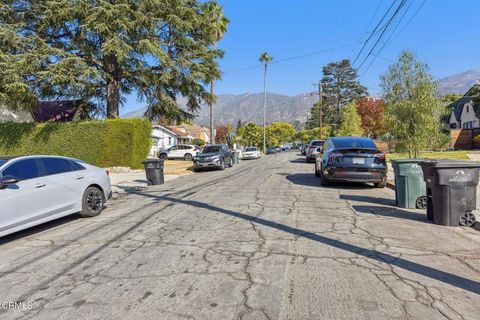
123 69 480 126
436 69 480 95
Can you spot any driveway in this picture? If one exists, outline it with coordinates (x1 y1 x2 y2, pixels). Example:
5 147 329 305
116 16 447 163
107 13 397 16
1 152 479 320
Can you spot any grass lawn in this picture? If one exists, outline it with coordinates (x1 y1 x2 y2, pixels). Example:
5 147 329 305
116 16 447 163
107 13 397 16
388 150 480 162
164 159 193 175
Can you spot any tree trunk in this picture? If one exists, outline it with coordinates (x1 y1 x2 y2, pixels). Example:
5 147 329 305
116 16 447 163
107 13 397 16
105 54 120 119
210 81 215 144
107 79 120 119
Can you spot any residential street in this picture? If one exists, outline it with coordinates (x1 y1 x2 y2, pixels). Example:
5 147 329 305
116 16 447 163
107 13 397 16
1 151 480 320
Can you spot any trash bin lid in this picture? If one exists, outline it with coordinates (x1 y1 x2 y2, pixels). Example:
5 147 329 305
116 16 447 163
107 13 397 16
142 158 164 164
419 159 480 169
391 159 426 163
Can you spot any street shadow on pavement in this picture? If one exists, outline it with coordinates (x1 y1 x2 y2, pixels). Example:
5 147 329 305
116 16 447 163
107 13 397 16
340 194 396 206
285 173 373 189
131 191 480 295
0 215 80 245
289 158 308 164
352 205 428 222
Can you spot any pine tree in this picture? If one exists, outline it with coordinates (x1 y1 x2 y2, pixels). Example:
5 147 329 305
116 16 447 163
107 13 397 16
0 0 226 120
321 59 367 125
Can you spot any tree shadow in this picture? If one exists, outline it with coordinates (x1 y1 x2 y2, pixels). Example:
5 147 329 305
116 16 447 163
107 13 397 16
131 191 480 295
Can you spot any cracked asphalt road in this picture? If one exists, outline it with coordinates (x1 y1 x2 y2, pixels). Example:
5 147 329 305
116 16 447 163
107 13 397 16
1 151 480 320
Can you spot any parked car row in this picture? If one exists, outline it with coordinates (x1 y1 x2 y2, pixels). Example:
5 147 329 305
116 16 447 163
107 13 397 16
303 137 387 188
0 155 112 237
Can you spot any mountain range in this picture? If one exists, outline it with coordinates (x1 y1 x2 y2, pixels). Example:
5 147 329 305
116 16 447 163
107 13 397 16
123 69 480 126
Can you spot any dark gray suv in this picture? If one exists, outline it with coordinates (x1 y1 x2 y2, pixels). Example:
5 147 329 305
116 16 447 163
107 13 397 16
193 144 233 171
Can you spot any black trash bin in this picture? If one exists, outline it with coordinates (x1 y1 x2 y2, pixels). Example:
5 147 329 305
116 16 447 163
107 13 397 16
420 159 480 227
142 159 165 185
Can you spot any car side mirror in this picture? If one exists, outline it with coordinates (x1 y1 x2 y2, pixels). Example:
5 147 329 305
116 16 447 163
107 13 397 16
0 176 20 189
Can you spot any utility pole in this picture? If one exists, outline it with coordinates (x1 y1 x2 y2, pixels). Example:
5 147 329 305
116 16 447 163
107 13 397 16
318 81 323 140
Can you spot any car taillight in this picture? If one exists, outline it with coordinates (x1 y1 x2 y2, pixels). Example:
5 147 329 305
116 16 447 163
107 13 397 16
105 169 110 177
375 153 386 162
329 152 343 162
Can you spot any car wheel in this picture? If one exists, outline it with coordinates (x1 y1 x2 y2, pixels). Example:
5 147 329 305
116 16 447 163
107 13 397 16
220 159 226 170
229 157 233 167
184 153 193 161
159 153 167 160
80 186 105 217
374 178 387 188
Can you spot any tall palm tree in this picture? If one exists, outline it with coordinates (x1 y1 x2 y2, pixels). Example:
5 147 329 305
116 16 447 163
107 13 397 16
206 3 229 144
259 52 273 153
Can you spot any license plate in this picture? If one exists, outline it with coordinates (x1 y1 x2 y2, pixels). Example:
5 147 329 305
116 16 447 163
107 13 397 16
352 157 365 164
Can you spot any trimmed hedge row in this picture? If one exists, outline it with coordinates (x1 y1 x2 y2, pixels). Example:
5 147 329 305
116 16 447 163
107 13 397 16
0 119 151 169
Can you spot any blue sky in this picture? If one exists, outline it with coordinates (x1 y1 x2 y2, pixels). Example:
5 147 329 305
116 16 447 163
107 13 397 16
122 0 480 115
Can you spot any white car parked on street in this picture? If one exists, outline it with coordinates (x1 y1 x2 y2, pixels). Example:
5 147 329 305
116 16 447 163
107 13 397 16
242 147 261 159
0 155 112 237
158 144 199 161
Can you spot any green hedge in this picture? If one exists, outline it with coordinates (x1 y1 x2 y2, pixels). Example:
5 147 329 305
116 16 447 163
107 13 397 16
0 119 151 169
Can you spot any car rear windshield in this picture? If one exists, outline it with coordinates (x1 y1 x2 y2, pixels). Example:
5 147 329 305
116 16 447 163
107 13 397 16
310 141 324 146
245 147 257 152
333 138 377 149
202 146 222 153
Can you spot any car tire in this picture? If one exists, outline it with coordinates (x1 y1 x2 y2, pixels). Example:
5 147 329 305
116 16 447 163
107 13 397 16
80 186 105 218
228 157 234 167
374 178 387 188
219 159 226 170
184 153 193 161
159 153 167 160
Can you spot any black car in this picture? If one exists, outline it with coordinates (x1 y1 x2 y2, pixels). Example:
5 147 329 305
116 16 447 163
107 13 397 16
266 147 277 154
315 137 387 188
193 144 233 171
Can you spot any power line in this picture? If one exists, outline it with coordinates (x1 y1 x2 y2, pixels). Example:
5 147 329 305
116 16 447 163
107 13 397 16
360 0 426 78
351 0 399 67
222 41 360 76
356 0 408 71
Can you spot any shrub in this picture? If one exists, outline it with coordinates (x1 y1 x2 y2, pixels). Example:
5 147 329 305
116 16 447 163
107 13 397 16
0 119 151 169
192 138 205 146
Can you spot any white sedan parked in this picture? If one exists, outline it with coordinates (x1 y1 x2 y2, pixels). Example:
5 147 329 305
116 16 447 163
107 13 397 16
0 155 112 237
242 147 261 159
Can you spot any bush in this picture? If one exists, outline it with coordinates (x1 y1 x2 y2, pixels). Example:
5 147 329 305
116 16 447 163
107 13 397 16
0 119 151 169
192 138 205 146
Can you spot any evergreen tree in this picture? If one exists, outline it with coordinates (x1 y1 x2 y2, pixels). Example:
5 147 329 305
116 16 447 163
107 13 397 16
321 59 367 125
0 0 226 120
337 102 364 137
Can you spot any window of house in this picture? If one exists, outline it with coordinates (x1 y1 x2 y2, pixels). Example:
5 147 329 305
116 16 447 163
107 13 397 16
467 105 469 113
168 137 172 144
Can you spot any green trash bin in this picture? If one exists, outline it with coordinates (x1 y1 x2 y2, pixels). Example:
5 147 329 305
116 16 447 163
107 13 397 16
391 159 427 209
232 150 240 164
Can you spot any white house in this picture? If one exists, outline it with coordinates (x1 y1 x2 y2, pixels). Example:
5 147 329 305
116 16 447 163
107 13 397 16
149 125 178 157
447 83 480 129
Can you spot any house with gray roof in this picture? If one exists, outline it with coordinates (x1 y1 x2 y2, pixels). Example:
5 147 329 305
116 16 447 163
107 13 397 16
447 82 480 129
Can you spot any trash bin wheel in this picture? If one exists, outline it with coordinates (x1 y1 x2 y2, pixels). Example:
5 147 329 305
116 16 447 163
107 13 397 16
415 196 427 209
459 211 476 227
